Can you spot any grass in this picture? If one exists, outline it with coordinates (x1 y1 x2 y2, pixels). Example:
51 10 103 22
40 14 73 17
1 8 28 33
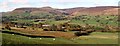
45 20 70 25
12 19 34 24
8 15 118 27
1 31 118 44
71 37 118 44
72 32 118 44
2 32 76 44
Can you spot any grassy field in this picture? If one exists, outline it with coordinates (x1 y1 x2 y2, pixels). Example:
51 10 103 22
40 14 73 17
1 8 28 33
2 32 118 44
8 15 117 26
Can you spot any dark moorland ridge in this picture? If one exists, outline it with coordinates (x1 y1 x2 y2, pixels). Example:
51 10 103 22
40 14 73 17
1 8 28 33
3 6 119 16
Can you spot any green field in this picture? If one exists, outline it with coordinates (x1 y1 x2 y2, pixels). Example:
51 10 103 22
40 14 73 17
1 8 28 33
2 32 118 44
3 14 118 26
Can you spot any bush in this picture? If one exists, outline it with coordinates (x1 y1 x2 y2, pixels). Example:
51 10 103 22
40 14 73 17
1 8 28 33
5 25 11 30
74 31 89 36
74 31 82 36
2 28 5 30
43 29 49 31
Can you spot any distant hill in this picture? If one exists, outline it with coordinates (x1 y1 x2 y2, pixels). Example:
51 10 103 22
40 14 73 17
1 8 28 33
3 6 119 16
69 6 118 15
58 7 86 15
6 6 68 16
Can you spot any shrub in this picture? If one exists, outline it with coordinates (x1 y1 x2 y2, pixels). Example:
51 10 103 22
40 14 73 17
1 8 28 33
74 31 82 36
74 31 89 36
5 25 11 30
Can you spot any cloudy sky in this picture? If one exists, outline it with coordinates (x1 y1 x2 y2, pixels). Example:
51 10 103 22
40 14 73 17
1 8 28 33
0 0 119 12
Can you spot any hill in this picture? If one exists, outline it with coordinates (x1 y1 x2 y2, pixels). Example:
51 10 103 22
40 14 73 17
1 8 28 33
70 6 118 15
2 6 119 16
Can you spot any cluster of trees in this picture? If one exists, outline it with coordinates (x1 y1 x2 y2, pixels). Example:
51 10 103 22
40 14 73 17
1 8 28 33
54 16 68 21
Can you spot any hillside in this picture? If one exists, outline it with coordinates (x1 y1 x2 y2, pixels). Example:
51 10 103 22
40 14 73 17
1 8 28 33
70 6 118 15
2 6 119 16
7 6 69 16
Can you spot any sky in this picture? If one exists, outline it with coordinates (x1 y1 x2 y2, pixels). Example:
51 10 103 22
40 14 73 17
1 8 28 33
0 0 120 12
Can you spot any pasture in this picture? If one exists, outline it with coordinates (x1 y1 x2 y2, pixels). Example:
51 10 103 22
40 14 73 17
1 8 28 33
1 30 118 44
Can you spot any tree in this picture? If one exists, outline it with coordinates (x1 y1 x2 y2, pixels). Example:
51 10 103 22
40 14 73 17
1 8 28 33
51 24 57 31
96 20 100 22
5 24 11 30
